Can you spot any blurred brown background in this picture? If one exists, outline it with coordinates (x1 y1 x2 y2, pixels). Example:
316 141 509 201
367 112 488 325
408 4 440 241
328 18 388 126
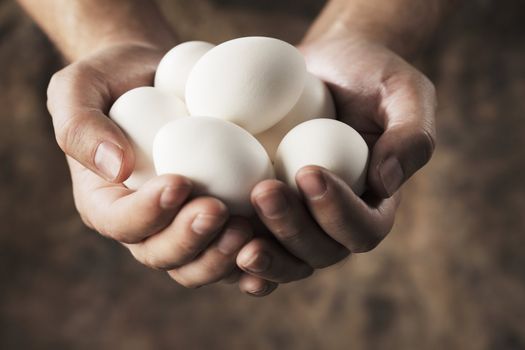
1 0 524 349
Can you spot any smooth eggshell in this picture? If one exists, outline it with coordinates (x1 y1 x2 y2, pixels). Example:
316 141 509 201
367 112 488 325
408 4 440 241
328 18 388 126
256 73 336 160
154 41 215 100
186 37 307 134
275 119 369 196
109 87 188 189
153 117 274 215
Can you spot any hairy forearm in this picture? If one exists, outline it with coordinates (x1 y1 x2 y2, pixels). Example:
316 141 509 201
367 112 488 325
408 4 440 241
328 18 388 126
17 0 176 61
304 0 457 57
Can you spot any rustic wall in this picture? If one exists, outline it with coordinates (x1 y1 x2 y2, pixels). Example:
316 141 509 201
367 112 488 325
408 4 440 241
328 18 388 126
1 0 524 349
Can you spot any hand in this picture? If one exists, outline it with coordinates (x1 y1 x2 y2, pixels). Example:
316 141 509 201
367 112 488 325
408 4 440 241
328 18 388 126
237 37 436 277
47 42 279 295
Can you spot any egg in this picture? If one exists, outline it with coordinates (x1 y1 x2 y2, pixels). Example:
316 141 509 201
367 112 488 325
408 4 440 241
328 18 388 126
256 73 336 160
275 119 369 196
109 87 188 189
153 117 274 215
186 37 307 134
154 41 215 100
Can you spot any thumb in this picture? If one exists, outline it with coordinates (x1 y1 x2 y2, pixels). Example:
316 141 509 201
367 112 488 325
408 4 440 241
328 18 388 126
47 65 134 183
368 124 436 198
368 73 437 198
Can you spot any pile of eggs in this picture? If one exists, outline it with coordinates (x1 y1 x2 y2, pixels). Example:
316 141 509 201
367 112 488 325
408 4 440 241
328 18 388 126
110 37 368 215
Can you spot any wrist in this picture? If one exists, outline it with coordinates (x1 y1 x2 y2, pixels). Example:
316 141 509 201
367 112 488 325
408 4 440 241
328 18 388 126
301 0 454 59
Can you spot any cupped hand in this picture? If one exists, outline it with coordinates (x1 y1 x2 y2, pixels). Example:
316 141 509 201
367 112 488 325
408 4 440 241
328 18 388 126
239 37 436 278
47 43 289 296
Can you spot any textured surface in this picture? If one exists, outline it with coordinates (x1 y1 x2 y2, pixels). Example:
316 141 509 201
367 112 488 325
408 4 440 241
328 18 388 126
1 0 524 349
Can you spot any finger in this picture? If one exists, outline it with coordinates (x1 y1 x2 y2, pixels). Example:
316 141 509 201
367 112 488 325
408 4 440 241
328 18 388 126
167 218 253 288
296 166 399 253
127 197 229 270
238 274 279 297
251 180 349 268
89 175 192 244
69 157 193 244
369 72 437 197
47 64 134 182
236 238 313 283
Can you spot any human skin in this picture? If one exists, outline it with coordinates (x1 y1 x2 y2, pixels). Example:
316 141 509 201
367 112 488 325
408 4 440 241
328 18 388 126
18 0 453 296
242 0 456 273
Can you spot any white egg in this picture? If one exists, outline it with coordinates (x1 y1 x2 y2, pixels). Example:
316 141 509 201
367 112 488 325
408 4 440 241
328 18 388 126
153 117 274 215
186 36 307 134
256 73 336 160
275 119 369 196
109 87 188 189
154 41 215 100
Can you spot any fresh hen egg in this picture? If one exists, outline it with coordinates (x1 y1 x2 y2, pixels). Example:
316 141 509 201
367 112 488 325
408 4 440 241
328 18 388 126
256 73 336 160
154 41 215 100
275 119 369 196
153 117 274 215
186 37 306 134
109 87 188 189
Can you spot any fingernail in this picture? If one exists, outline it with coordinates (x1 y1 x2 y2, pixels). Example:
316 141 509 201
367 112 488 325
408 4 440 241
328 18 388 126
297 169 327 200
216 227 247 255
379 157 404 196
243 252 271 273
255 190 288 219
160 185 191 210
191 214 224 235
94 141 123 181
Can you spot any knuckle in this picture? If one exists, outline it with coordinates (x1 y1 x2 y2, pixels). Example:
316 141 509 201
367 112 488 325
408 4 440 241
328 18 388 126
96 220 115 240
48 66 70 88
164 174 193 190
252 179 287 199
351 233 383 253
287 265 314 282
107 229 139 245
246 238 267 254
414 74 437 161
301 266 315 279
272 224 302 243
47 71 66 123
47 64 81 103
169 271 203 289
176 238 204 261
134 248 172 271
311 248 350 269
47 63 107 158
97 218 147 245
203 197 229 217
54 112 85 155
181 281 202 289
182 280 203 289
78 212 94 230
93 214 124 242
198 259 229 282
178 278 202 289
347 210 395 254
46 70 62 101
419 73 437 101
414 128 436 166
71 195 91 227
128 246 151 268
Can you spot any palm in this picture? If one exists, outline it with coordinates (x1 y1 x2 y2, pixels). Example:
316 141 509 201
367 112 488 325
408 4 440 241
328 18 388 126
300 39 416 147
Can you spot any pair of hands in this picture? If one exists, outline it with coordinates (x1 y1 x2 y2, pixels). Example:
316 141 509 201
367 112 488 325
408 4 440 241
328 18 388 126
47 37 436 296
